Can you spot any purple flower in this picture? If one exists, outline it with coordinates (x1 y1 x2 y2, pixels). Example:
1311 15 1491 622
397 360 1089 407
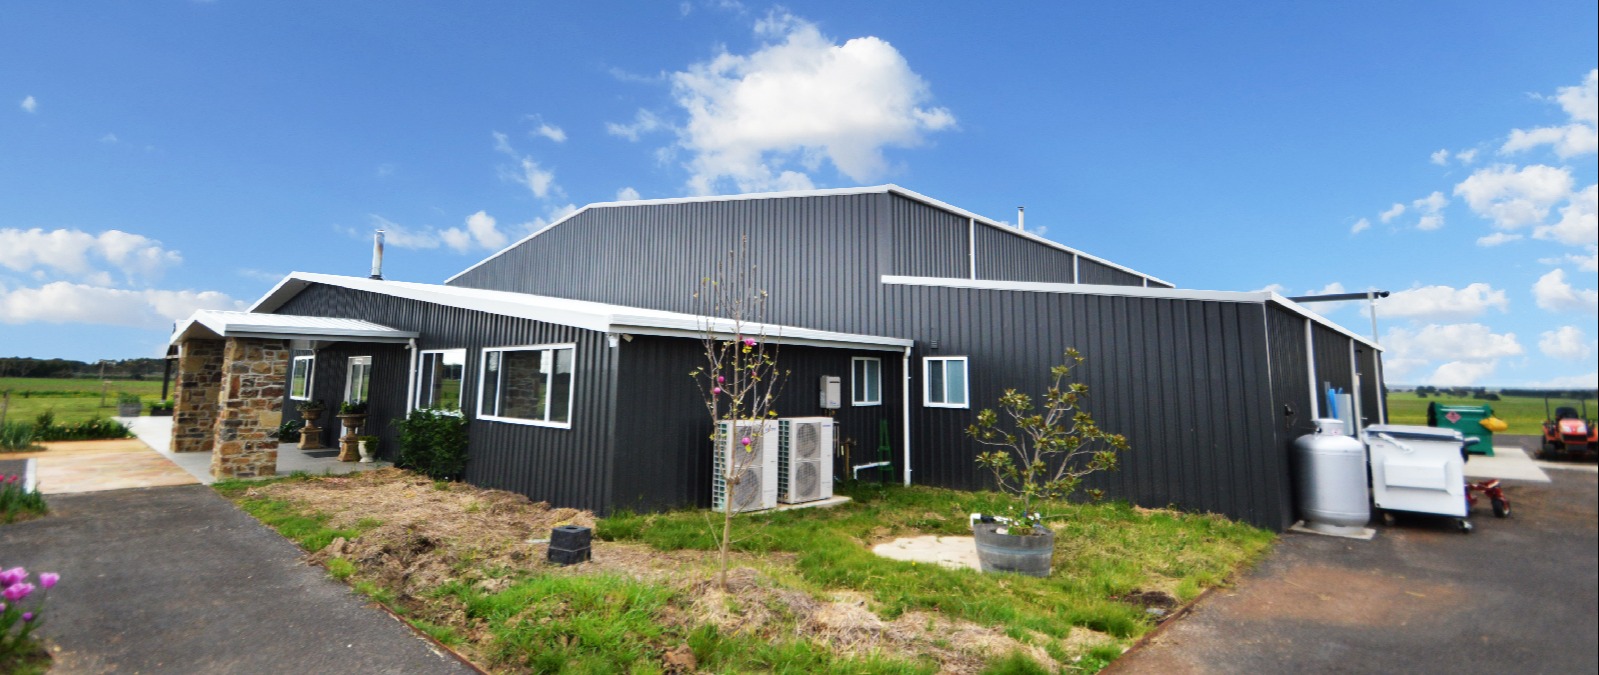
716 375 725 384
3 582 34 602
740 436 751 446
21 612 33 622
711 387 722 395
743 338 757 348
39 572 59 589
0 567 25 587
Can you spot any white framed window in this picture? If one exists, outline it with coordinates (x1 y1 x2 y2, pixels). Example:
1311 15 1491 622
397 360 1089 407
289 352 315 401
415 349 466 412
852 357 882 406
478 344 575 428
345 356 372 404
923 356 969 408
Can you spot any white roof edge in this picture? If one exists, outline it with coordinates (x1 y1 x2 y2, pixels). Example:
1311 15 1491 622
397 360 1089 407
443 184 1169 286
255 272 912 350
882 275 1380 351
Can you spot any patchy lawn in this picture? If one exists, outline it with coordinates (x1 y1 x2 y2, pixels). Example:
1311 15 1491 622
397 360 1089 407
217 469 1273 673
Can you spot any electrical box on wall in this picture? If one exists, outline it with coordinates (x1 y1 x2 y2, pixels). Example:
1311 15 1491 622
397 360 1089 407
819 376 841 409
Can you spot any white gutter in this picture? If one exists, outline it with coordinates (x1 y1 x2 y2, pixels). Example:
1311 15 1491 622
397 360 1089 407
404 338 418 415
967 217 976 280
902 344 913 486
1349 340 1363 435
1373 349 1388 424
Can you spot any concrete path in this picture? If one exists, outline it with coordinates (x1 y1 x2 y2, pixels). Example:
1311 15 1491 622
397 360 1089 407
1109 463 1598 673
2 439 199 494
120 416 390 485
0 485 475 674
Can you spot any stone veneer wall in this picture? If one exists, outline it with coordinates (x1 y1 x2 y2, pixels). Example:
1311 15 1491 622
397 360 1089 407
209 337 290 479
171 338 224 454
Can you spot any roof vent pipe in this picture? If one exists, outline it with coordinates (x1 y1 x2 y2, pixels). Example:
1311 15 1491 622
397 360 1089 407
369 230 385 280
1017 207 1025 231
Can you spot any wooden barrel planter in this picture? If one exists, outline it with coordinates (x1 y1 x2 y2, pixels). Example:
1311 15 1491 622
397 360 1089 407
972 522 1055 577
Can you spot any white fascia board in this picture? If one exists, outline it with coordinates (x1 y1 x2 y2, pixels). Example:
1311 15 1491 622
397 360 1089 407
883 275 1381 351
610 314 912 352
247 274 312 313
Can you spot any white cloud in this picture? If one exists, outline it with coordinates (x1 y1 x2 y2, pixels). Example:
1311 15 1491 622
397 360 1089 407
438 211 509 253
1476 232 1523 247
1412 191 1448 230
616 187 641 201
492 131 561 199
19 96 36 113
1376 283 1509 321
1527 372 1599 388
1430 149 1450 165
367 215 440 250
0 227 182 282
1455 149 1479 164
1532 268 1599 314
1379 202 1405 223
533 122 567 143
1383 323 1523 386
607 110 668 141
1501 70 1598 158
668 12 955 194
1350 217 1371 234
1539 246 1599 272
1534 183 1597 246
1453 164 1575 230
100 133 119 144
1539 326 1593 361
1256 283 1288 294
0 281 243 328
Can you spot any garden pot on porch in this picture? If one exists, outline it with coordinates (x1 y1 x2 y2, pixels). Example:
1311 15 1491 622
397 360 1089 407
336 414 368 461
972 522 1055 577
357 438 374 463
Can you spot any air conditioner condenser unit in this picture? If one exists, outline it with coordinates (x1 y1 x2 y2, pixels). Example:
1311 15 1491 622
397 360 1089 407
777 417 835 504
713 419 779 513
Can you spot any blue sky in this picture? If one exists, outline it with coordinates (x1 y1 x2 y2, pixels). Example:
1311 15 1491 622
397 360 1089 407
2 2 1595 387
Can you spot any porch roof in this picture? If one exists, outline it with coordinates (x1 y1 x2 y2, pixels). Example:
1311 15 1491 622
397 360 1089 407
250 272 915 352
169 310 419 346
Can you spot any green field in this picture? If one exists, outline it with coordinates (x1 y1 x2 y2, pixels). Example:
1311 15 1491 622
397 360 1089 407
1385 392 1592 436
0 377 166 425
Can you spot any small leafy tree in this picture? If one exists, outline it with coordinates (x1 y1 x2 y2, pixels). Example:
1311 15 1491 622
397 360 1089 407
967 348 1129 532
395 409 469 480
689 237 788 592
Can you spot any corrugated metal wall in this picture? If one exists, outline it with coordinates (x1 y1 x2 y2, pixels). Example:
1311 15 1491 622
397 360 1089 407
890 194 969 278
611 335 905 511
1356 346 1386 425
299 342 407 453
1077 258 1146 286
974 225 1077 283
1311 323 1356 420
887 284 1291 530
275 284 620 513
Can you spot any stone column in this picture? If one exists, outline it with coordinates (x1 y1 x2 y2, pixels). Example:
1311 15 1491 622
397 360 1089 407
171 339 224 454
209 337 290 480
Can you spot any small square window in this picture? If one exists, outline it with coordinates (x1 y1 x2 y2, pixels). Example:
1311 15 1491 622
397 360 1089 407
289 352 315 401
923 357 968 408
852 357 881 406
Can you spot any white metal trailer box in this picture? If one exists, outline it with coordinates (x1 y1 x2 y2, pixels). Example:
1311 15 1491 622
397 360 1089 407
1364 424 1466 518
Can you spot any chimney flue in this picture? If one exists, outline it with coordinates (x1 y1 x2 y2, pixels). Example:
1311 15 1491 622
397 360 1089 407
370 230 385 280
1017 207 1025 231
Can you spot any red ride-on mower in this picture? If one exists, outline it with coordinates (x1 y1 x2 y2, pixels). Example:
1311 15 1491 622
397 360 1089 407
1538 400 1599 459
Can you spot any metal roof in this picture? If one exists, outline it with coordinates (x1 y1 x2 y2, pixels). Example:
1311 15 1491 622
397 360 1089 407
250 272 915 352
169 310 419 345
445 184 1170 287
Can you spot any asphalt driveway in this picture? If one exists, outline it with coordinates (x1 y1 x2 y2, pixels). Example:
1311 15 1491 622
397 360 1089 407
0 485 475 674
1110 461 1598 674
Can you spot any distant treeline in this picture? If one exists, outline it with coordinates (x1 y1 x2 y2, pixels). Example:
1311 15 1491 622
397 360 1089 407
1411 385 1596 400
0 357 167 380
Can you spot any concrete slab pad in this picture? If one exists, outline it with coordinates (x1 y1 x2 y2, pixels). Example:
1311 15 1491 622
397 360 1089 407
24 439 200 494
872 534 982 571
1465 445 1550 482
120 416 392 485
1288 521 1377 540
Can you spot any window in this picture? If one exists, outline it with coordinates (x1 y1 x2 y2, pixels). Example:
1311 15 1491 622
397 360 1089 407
478 344 575 428
289 351 315 401
852 357 881 406
923 356 969 408
415 349 466 411
345 356 372 403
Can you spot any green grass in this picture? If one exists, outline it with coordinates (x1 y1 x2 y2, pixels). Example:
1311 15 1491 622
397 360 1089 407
0 377 165 425
600 482 1274 643
217 476 380 551
1385 392 1593 436
0 480 48 523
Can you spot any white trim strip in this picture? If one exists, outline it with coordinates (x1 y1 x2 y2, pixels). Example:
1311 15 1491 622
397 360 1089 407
1306 318 1320 419
881 275 1382 351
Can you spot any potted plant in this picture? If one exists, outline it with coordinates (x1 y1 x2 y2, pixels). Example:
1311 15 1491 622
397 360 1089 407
296 400 326 450
116 393 142 417
965 348 1128 577
355 434 380 463
336 400 369 461
147 399 175 417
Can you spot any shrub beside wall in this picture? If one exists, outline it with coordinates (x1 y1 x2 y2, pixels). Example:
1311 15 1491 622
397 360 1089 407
395 410 469 481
